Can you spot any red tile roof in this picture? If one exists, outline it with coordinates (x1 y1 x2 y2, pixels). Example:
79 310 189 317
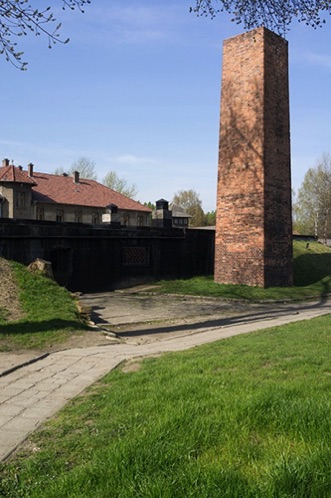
0 166 151 213
0 165 37 185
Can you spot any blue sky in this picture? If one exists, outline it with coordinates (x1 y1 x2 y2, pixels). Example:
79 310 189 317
0 1 330 212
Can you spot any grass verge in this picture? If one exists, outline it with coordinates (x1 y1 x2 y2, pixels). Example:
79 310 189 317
0 261 87 351
0 315 330 497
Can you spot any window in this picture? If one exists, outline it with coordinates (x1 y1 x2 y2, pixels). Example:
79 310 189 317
137 215 144 226
75 211 82 223
123 246 149 266
92 213 99 224
123 214 130 226
0 194 4 218
15 191 25 209
56 209 64 222
36 206 44 220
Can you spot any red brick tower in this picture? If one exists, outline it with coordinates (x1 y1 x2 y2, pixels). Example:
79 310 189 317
215 27 293 287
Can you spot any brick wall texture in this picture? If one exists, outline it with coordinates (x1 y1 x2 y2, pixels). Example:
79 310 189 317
215 27 293 287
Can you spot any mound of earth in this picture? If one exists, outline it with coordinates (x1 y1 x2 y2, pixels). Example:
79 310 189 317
0 258 117 353
0 258 25 322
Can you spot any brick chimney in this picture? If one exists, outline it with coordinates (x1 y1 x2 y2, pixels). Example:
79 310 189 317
73 171 80 183
2 158 9 167
28 162 34 177
215 27 292 288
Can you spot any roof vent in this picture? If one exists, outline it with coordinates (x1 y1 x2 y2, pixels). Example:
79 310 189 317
106 203 118 214
2 158 9 167
18 165 23 171
63 172 68 177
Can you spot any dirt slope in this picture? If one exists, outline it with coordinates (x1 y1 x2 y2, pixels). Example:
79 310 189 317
0 258 24 321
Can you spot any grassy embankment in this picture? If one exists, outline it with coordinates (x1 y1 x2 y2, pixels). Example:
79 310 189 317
0 261 87 351
0 240 330 351
0 313 330 497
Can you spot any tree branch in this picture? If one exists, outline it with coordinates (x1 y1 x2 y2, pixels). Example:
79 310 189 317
0 0 90 69
191 0 330 34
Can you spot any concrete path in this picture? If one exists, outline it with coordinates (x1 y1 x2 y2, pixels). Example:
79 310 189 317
0 293 330 462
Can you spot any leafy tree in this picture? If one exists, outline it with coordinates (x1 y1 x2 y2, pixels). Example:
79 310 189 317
191 0 331 34
0 0 90 69
54 156 97 180
172 189 205 227
294 153 331 242
143 202 155 226
144 201 156 211
204 210 216 226
103 171 138 199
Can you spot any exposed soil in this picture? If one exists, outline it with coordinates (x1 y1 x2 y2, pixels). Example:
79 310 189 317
0 258 25 322
47 330 120 352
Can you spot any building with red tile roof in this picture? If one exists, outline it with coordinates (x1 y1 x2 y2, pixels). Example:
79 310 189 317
0 159 151 226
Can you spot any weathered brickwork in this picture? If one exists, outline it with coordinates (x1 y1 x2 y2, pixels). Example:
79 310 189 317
215 27 293 287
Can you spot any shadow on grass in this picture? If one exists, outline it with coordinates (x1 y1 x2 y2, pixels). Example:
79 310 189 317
294 253 331 286
0 319 87 336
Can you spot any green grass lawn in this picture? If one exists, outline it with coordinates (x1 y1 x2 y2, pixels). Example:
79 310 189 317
293 240 331 286
155 240 331 301
0 261 87 351
0 315 330 497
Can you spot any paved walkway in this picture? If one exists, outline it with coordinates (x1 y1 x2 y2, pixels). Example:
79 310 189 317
80 289 331 343
0 293 330 462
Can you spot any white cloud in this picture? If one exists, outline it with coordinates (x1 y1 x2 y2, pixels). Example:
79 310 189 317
103 6 166 26
305 52 331 69
115 154 160 166
0 139 97 172
68 2 195 46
